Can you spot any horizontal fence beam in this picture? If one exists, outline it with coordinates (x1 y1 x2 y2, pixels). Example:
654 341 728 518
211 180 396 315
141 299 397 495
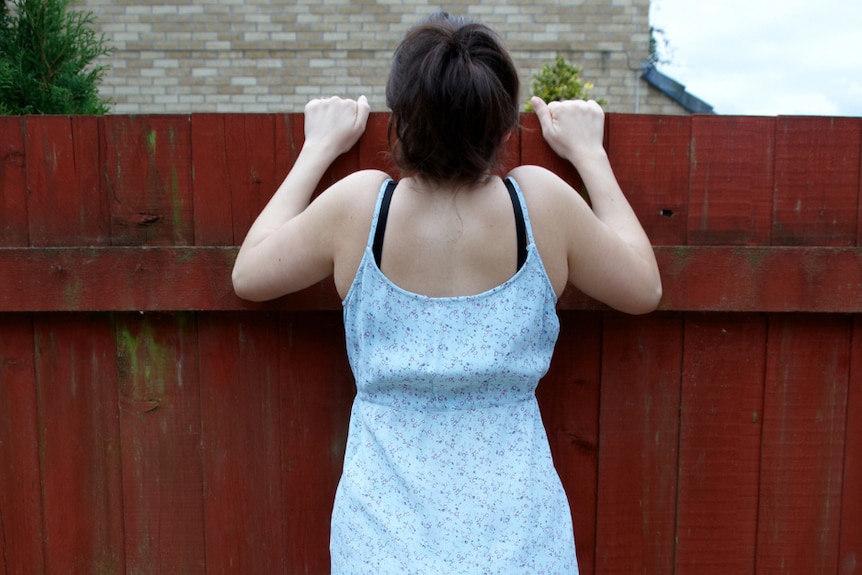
1 246 860 313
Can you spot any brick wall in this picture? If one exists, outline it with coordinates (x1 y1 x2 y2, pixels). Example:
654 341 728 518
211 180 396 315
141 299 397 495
81 0 686 115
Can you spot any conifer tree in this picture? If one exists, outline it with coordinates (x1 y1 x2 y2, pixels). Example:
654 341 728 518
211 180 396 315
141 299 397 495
0 0 112 114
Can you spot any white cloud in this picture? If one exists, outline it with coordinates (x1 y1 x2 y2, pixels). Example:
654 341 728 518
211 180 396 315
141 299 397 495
650 0 862 116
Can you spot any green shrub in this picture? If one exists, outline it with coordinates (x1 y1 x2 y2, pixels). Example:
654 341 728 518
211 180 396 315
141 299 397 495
0 0 112 115
525 56 606 111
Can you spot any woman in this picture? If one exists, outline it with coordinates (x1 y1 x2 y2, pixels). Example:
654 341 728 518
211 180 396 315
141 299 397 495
233 12 661 574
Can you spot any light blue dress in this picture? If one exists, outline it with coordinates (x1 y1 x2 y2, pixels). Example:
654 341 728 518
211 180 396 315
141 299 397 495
333 178 578 574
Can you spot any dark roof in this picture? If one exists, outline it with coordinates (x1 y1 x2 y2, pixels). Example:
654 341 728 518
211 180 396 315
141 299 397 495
641 63 715 114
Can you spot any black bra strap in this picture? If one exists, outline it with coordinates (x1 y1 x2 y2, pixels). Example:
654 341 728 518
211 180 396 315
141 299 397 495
372 179 397 267
373 178 527 271
505 177 528 271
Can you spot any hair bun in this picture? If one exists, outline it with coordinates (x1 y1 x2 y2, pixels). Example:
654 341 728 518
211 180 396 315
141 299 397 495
386 13 520 185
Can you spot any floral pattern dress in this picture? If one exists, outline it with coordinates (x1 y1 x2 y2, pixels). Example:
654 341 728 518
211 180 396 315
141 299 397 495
333 178 578 574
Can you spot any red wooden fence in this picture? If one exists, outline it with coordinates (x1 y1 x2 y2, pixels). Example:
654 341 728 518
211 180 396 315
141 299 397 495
1 113 860 575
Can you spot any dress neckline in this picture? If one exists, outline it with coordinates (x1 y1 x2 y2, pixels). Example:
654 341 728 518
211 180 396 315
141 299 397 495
365 243 538 302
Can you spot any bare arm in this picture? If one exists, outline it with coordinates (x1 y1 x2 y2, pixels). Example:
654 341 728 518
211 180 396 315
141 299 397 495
232 96 371 301
530 97 662 313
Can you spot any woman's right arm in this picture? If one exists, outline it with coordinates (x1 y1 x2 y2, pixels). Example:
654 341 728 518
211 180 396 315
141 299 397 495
528 97 662 314
231 96 372 301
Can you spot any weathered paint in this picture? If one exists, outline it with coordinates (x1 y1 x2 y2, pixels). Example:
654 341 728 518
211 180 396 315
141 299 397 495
146 129 157 155
117 318 172 398
1 114 860 575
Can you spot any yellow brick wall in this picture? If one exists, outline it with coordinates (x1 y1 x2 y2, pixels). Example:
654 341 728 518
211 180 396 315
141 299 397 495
80 0 687 115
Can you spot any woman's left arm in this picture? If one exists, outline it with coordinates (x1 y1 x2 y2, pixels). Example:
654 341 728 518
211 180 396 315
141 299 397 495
232 96 370 301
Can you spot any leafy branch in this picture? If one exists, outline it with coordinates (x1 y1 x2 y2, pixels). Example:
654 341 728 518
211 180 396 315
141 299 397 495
525 56 606 111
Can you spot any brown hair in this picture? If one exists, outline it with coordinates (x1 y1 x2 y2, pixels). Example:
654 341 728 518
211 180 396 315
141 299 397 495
386 13 520 185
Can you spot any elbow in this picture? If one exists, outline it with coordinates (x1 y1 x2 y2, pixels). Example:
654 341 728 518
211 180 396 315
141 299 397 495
231 269 251 301
231 265 264 302
612 273 662 315
643 281 664 314
627 258 663 314
232 259 290 303
629 278 663 315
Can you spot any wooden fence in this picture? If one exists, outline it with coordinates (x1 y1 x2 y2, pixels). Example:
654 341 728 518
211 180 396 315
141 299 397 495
1 112 860 575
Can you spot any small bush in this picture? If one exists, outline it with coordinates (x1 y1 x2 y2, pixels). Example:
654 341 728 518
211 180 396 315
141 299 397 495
525 56 606 111
0 0 112 115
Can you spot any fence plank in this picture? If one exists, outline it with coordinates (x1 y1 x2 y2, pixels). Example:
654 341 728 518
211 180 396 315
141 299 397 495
606 114 691 246
772 117 862 246
101 115 194 246
281 312 355 573
190 114 233 245
227 114 280 243
25 116 107 247
0 315 45 573
839 316 862 575
537 311 602 575
116 313 206 572
595 313 683 574
756 314 850 574
675 314 765 575
688 116 775 245
34 314 125 573
198 313 285 573
192 114 287 245
0 116 28 246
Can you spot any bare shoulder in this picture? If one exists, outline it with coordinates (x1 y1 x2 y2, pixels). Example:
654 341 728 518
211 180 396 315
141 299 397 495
309 169 391 240
506 165 590 225
505 165 588 297
319 169 391 212
320 169 391 297
508 163 580 197
325 168 391 239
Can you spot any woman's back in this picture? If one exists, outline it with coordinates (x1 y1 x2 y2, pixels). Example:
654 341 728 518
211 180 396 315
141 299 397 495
367 177 526 298
231 12 661 572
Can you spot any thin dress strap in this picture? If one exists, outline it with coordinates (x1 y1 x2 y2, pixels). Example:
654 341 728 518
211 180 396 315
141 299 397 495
372 179 397 267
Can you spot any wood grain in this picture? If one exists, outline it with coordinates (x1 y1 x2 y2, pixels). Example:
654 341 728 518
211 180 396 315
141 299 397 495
116 312 206 572
757 314 850 573
1 246 860 312
772 116 861 247
0 315 44 573
198 313 286 573
1 113 860 574
280 312 355 573
840 316 862 575
607 114 692 246
101 115 194 246
595 313 683 574
0 116 28 246
675 314 766 574
34 314 125 573
688 115 775 245
26 116 107 247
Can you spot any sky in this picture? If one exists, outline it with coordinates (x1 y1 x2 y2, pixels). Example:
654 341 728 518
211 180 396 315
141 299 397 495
649 0 862 116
